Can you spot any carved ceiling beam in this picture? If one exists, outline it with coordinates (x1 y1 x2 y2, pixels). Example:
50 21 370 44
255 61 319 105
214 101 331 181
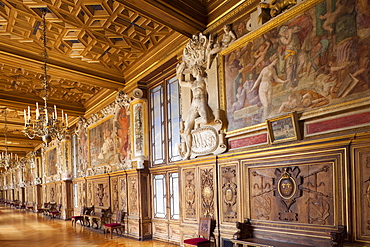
0 144 35 151
0 135 41 144
117 0 207 37
0 94 86 117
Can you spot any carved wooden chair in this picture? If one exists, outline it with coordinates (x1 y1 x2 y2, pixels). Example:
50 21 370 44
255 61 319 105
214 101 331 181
71 206 86 227
83 205 94 227
37 202 49 214
184 217 212 247
103 210 124 239
49 204 62 219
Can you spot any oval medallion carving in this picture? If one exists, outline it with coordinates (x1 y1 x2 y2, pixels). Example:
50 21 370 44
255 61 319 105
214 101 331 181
186 186 195 204
203 186 213 200
278 175 296 200
225 187 234 203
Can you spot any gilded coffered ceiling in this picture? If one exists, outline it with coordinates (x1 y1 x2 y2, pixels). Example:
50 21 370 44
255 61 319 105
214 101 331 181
0 0 248 156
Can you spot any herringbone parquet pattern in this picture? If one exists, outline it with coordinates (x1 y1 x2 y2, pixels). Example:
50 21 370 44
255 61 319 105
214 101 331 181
0 205 177 247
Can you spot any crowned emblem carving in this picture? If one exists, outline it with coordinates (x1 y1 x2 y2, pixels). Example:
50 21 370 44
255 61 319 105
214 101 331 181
273 167 302 221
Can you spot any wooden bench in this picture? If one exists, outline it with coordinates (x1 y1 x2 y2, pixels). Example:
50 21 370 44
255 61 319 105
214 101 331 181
84 206 112 229
231 219 346 247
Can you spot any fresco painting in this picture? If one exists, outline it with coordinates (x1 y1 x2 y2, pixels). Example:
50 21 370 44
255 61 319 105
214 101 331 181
224 0 370 132
89 117 114 166
46 147 57 176
116 107 130 162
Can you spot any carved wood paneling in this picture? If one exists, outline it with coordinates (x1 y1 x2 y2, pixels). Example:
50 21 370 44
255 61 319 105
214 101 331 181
77 181 86 208
183 168 196 221
128 175 138 215
120 177 127 213
87 181 93 207
200 167 215 218
153 220 169 239
248 163 334 224
353 146 370 242
93 181 109 207
111 177 119 212
220 164 238 223
128 219 140 236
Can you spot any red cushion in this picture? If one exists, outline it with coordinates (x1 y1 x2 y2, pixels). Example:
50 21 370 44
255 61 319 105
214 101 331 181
104 223 121 227
50 211 59 214
184 238 210 245
71 216 83 219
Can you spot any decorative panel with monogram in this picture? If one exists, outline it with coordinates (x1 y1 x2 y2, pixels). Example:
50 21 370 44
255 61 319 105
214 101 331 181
248 163 334 224
200 167 215 218
244 147 346 227
220 163 239 223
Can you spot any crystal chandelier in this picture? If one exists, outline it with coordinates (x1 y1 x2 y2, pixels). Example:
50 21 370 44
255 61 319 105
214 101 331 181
1 108 19 170
23 8 69 144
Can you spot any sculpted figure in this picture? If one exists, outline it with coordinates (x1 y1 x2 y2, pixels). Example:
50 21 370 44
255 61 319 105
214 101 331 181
177 64 214 159
206 24 236 69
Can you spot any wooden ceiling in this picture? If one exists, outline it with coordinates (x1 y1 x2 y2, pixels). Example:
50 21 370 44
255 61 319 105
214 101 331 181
0 0 245 157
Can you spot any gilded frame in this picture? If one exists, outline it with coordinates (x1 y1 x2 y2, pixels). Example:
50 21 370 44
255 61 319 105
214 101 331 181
131 99 148 160
88 115 114 166
267 112 299 144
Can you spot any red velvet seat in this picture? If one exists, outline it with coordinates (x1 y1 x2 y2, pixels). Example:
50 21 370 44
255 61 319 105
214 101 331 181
184 237 210 245
184 217 212 247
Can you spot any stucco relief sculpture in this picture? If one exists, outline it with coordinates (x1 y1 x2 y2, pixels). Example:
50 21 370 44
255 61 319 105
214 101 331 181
259 0 297 23
177 32 227 160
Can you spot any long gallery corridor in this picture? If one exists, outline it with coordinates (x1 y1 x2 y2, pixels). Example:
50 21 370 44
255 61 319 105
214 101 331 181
0 205 177 247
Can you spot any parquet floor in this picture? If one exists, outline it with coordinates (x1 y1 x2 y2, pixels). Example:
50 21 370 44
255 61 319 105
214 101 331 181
0 205 177 247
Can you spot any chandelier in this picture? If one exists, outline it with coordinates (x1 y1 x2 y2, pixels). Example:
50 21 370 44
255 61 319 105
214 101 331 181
1 108 19 170
23 8 69 144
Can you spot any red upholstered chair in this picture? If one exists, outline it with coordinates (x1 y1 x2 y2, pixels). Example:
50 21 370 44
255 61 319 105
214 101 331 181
71 206 86 227
103 210 124 239
184 217 212 247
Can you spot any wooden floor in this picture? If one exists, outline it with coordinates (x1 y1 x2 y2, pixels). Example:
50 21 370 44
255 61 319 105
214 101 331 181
0 205 177 247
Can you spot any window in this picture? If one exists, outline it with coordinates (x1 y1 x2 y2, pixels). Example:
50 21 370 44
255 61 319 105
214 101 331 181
153 172 179 220
169 172 180 220
150 75 181 165
153 174 166 218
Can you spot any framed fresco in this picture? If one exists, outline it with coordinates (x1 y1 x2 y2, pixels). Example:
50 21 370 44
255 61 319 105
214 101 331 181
62 140 72 178
267 112 299 144
220 0 370 133
116 106 130 163
131 99 148 161
88 115 114 166
46 146 57 176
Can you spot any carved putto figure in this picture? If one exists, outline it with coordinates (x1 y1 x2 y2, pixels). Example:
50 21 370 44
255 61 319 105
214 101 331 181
259 0 297 23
